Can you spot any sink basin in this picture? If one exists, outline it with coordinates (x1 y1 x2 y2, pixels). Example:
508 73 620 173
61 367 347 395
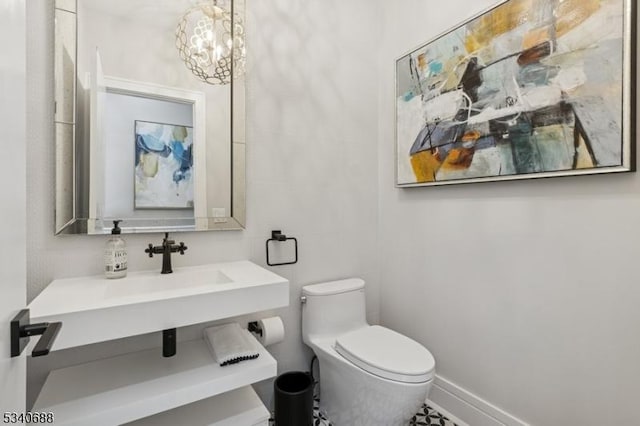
28 261 289 351
105 270 233 299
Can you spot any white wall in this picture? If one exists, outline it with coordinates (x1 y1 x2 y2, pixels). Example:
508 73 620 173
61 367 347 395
26 0 380 410
377 1 640 425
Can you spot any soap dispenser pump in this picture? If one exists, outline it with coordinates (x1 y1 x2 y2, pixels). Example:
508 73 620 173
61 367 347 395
104 220 127 279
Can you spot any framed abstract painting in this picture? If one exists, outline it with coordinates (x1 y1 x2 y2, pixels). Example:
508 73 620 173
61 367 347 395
134 120 194 209
395 0 635 187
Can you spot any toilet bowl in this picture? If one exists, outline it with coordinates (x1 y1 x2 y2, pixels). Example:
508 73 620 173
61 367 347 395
302 279 435 426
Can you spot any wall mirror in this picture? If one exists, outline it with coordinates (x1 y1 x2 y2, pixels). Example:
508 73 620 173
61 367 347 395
54 0 246 234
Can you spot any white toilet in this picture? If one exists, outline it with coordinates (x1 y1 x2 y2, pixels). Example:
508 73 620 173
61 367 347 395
302 278 435 426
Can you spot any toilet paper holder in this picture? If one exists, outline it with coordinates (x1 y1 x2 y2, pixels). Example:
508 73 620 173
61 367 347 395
247 321 262 337
266 230 298 266
248 317 285 347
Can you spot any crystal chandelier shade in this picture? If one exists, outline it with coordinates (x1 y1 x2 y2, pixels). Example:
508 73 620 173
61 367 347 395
176 1 245 85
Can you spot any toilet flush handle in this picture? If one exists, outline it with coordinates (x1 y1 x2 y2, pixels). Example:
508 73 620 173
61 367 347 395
300 296 307 304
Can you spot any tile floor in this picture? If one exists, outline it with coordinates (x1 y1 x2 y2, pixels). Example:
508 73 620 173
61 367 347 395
409 404 459 426
271 399 459 426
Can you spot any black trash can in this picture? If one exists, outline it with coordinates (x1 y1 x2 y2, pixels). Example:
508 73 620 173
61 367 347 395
274 371 314 426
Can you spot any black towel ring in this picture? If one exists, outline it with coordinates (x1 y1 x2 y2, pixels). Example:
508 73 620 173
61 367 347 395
266 230 298 266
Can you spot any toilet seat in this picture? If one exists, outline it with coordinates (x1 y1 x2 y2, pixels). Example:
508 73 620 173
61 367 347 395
334 325 435 384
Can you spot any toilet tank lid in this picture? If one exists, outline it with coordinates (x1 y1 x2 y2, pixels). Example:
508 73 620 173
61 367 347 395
302 278 365 296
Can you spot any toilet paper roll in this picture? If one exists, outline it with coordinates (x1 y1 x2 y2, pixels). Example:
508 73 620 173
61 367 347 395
256 316 285 346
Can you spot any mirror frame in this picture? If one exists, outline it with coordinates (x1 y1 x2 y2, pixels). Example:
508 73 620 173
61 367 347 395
53 0 246 235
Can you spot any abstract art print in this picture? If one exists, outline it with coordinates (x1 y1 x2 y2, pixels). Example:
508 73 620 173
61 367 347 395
396 0 635 187
134 120 194 209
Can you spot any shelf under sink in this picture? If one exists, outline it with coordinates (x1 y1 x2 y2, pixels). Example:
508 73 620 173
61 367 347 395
33 334 276 426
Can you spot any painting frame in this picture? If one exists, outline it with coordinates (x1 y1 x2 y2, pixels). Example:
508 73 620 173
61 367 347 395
395 0 636 188
134 119 195 210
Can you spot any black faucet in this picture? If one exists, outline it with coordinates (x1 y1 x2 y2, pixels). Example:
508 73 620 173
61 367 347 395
145 232 188 274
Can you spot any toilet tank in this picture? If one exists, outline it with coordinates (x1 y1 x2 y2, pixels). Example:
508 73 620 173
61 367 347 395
302 278 368 344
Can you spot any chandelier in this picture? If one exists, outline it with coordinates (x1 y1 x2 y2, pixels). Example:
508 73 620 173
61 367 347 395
175 1 245 85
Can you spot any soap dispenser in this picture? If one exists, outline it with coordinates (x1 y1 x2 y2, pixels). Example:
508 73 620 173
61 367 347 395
104 220 127 279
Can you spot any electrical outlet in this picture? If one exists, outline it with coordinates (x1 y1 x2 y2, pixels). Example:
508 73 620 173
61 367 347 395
212 208 227 223
211 208 226 217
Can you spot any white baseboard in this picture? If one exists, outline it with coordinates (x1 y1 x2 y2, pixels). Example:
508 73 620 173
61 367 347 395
428 375 530 426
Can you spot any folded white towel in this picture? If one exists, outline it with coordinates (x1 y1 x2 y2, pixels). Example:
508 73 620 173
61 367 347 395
204 323 260 366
